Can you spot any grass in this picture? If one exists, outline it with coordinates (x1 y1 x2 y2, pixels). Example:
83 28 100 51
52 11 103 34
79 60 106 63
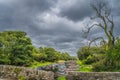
77 60 93 72
29 61 54 68
57 76 66 80
57 60 65 63
29 60 65 68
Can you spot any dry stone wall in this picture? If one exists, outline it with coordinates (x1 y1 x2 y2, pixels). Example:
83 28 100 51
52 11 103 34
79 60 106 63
0 65 54 80
66 71 120 80
1 65 120 80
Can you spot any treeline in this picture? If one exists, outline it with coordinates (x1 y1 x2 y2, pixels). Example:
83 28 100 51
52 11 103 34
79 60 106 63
0 31 76 66
77 38 120 71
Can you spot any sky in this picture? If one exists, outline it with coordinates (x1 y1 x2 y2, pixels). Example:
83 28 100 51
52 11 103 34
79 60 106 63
0 0 120 55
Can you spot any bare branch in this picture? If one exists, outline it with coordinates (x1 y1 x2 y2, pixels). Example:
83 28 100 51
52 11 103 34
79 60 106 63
83 23 104 38
88 37 105 49
82 24 94 38
94 41 98 47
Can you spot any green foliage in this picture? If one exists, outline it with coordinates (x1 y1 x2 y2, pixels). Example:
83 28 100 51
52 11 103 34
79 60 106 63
44 47 59 62
59 52 75 61
83 38 120 71
83 54 105 64
30 61 54 68
92 59 107 71
83 55 95 64
33 47 75 62
77 46 105 64
10 44 34 66
77 46 91 60
18 76 26 80
36 47 60 62
0 31 34 66
0 57 11 64
77 60 92 72
57 76 66 80
101 38 120 71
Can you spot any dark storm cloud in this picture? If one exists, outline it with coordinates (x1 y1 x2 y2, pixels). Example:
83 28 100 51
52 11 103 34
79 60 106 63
109 0 120 16
0 0 56 31
59 0 93 21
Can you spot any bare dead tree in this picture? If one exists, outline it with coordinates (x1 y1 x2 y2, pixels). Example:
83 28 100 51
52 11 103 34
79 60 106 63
83 0 115 50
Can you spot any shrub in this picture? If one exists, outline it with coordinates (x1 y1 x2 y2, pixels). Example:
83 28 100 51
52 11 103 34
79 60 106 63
92 59 107 71
0 58 11 65
77 46 91 60
83 54 105 64
18 76 26 80
83 55 95 64
57 76 66 80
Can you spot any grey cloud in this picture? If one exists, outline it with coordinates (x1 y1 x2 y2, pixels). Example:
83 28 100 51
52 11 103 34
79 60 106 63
109 0 120 16
59 0 93 21
0 0 56 31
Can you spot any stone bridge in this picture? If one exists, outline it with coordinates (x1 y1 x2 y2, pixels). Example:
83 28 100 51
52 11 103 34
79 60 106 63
0 65 54 80
66 71 120 80
1 64 120 80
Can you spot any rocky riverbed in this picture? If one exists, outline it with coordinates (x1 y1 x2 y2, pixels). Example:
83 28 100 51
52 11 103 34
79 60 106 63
37 60 79 78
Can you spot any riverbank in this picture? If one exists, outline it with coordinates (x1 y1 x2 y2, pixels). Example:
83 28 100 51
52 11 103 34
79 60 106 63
29 60 65 68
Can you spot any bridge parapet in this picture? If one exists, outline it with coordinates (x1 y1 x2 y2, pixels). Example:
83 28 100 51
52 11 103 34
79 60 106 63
0 65 54 80
66 71 120 80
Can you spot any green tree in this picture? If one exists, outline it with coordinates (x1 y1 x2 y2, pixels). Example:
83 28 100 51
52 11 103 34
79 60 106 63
77 46 91 60
59 52 72 61
44 47 59 62
0 31 34 66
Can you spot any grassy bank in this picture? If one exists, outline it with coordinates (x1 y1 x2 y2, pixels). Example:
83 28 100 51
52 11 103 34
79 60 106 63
29 61 54 68
57 76 66 80
29 60 65 68
77 60 92 72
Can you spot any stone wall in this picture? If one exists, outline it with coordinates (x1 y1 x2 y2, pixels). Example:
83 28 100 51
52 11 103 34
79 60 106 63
66 71 120 80
1 65 120 80
0 65 54 80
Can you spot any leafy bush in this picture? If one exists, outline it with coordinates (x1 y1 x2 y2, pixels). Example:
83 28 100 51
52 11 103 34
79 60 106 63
0 58 11 64
92 59 107 71
77 46 91 60
83 55 95 64
57 76 66 80
83 54 105 64
18 76 26 80
92 39 120 71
